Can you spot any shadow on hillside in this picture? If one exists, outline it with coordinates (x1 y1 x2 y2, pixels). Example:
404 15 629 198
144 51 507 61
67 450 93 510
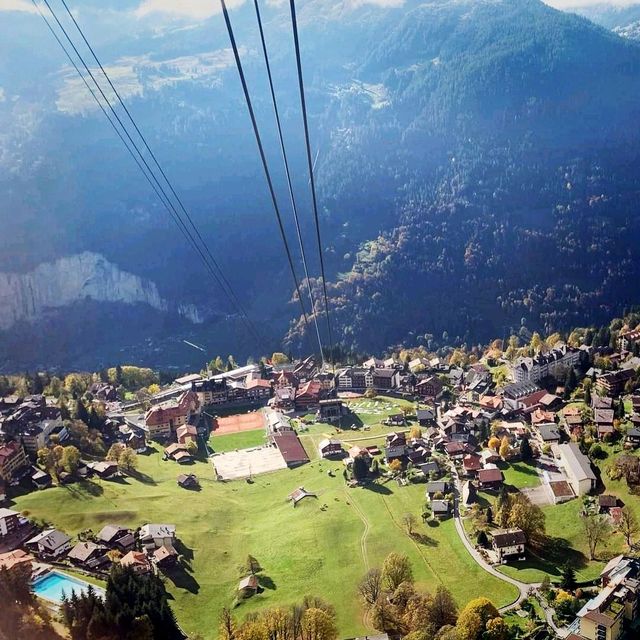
411 532 438 547
127 469 157 485
174 539 194 563
541 536 589 572
164 564 200 594
62 480 104 498
363 482 392 495
259 575 277 590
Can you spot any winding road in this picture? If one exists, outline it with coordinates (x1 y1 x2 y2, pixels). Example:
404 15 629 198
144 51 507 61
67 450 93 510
450 467 568 637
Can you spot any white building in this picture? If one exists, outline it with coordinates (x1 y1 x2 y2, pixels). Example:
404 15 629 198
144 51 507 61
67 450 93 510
558 442 596 496
512 343 583 383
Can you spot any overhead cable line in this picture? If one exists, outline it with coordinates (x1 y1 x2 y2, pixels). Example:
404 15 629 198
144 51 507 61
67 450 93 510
34 0 264 348
252 0 325 364
56 0 260 345
220 0 313 338
288 0 335 367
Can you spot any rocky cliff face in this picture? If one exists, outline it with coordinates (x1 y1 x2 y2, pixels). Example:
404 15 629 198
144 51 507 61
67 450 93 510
0 252 201 330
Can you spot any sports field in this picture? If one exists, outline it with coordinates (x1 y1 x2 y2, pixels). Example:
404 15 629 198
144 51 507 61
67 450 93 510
213 410 266 434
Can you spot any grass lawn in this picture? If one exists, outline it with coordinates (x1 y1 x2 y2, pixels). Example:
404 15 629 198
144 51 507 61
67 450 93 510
209 429 266 453
11 444 517 638
501 461 540 489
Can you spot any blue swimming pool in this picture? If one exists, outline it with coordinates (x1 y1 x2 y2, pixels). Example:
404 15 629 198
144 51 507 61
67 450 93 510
32 571 105 603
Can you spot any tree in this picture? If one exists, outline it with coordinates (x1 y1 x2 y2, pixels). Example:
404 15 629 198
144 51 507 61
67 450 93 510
483 617 508 640
498 436 510 459
488 437 501 452
388 459 403 475
186 439 199 457
219 607 237 640
364 388 377 399
582 514 612 560
409 426 422 440
352 455 369 481
617 505 639 549
371 595 400 634
74 398 90 424
381 552 413 591
357 568 383 607
61 446 81 474
271 353 290 365
37 447 55 473
106 443 125 463
560 563 577 591
495 486 511 528
519 437 533 461
244 555 262 576
118 448 138 473
456 598 500 640
300 608 337 640
427 585 458 632
402 513 418 536
565 368 577 398
507 494 546 545
476 530 489 548
505 335 519 361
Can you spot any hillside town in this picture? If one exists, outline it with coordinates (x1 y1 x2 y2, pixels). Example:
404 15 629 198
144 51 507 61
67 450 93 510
3 318 640 639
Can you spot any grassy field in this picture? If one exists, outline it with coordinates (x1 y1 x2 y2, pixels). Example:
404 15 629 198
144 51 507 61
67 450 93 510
209 429 266 453
12 439 517 638
501 461 540 489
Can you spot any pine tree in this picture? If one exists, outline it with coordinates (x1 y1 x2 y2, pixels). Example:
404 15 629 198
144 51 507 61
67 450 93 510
75 399 90 425
560 563 577 591
520 437 533 461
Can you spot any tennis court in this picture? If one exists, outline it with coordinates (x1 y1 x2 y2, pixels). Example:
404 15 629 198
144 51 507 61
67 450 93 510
212 410 266 435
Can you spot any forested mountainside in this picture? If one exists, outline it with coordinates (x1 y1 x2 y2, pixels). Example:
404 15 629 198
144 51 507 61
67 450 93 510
1 0 640 369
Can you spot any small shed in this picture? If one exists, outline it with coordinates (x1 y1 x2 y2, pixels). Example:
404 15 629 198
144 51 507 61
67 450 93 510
287 486 317 506
238 574 259 595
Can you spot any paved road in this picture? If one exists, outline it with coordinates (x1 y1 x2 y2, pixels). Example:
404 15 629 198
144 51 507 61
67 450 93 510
449 468 569 637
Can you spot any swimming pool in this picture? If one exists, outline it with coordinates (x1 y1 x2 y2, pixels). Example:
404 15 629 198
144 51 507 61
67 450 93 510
32 570 105 603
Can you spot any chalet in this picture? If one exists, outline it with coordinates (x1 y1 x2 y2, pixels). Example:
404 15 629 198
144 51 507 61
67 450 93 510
275 371 299 389
407 446 429 465
293 356 319 382
444 441 466 458
271 386 295 410
144 390 200 440
26 528 72 558
598 495 618 513
592 394 614 410
120 550 152 575
535 423 562 446
416 408 436 426
530 407 556 426
238 574 259 596
0 549 33 571
31 468 52 489
565 414 585 436
418 460 439 478
415 376 443 400
245 378 273 402
191 378 228 406
139 523 176 550
164 443 193 464
117 425 147 452
294 380 322 410
502 381 540 411
431 500 450 519
315 372 335 392
385 413 406 427
318 438 344 458
372 368 400 390
90 460 120 479
176 424 198 444
462 454 482 477
317 399 346 423
348 446 366 460
336 367 369 391
153 544 178 569
477 468 504 490
177 473 199 489
625 427 640 447
595 409 615 440
0 508 20 539
425 481 449 500
596 369 634 397
89 383 119 402
0 441 28 483
67 541 109 570
492 528 526 562
97 524 135 552
480 449 501 465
